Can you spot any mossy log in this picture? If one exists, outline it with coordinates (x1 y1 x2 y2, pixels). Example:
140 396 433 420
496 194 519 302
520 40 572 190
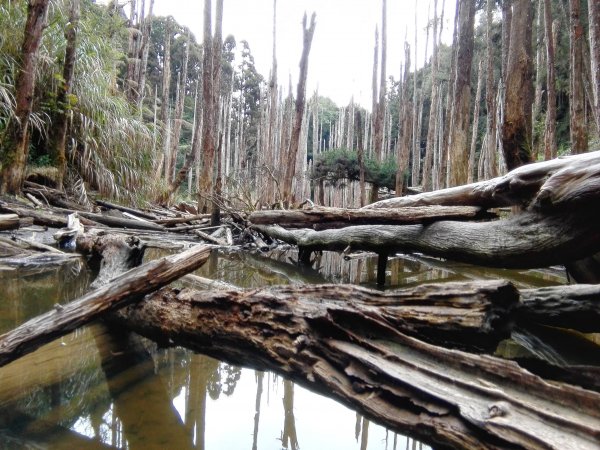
110 282 600 450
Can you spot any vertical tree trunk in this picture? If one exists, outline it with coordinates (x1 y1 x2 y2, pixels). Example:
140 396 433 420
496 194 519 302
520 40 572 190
569 0 587 154
49 0 80 190
501 0 512 82
439 0 460 189
198 1 215 213
282 13 316 208
266 0 278 205
157 17 172 180
136 0 154 107
423 0 440 191
543 0 557 160
210 0 224 224
0 0 50 195
589 0 600 134
484 0 497 180
468 59 484 183
532 0 544 160
395 42 412 196
125 0 139 102
355 109 366 207
167 33 190 185
447 0 475 187
501 0 534 170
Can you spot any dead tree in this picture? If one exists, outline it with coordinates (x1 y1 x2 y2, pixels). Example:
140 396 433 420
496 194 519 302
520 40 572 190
281 12 316 207
569 0 587 154
543 0 557 160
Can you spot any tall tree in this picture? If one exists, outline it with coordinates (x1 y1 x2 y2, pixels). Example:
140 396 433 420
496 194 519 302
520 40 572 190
49 0 80 189
210 0 224 224
0 0 50 195
543 0 557 160
483 0 497 179
447 0 475 186
282 12 316 207
501 0 534 170
157 16 172 180
569 0 587 154
589 0 600 133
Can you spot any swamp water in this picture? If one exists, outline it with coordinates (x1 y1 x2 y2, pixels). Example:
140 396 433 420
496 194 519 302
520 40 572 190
0 242 593 450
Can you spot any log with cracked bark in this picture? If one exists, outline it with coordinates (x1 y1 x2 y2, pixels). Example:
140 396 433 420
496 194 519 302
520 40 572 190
248 205 491 230
364 150 600 211
255 210 600 269
109 282 600 450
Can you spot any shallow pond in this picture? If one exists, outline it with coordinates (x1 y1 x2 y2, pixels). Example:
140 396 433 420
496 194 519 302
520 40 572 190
1 242 595 449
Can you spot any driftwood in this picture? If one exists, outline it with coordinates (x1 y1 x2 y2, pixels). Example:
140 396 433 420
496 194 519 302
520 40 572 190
248 205 490 230
95 199 157 220
365 150 600 211
255 210 600 269
0 214 20 230
0 241 211 368
110 282 600 450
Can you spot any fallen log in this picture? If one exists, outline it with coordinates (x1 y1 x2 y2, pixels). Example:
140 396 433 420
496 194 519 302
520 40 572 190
78 211 166 231
254 210 600 269
248 206 490 229
0 243 211 368
0 214 20 230
95 199 157 220
365 150 600 210
111 282 600 450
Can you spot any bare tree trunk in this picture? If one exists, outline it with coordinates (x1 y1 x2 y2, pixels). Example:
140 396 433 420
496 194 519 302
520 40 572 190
501 0 512 82
0 0 50 195
532 0 544 160
168 33 190 185
589 0 600 134
210 0 224 224
484 0 497 179
439 0 460 189
125 0 139 102
356 109 366 207
501 0 534 170
136 0 154 107
447 0 475 187
543 1 557 161
282 13 316 208
157 17 172 180
423 0 440 191
266 0 278 205
395 42 412 196
569 0 587 154
468 59 484 183
49 0 79 190
198 1 215 212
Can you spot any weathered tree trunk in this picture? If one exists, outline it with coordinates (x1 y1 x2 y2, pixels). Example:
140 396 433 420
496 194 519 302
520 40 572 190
198 1 216 213
468 59 484 183
482 0 497 178
364 150 600 210
249 205 486 229
167 32 190 186
501 0 512 82
532 0 544 160
0 0 50 195
589 0 600 134
256 209 600 270
0 240 211 368
356 109 366 207
447 0 475 187
210 0 224 225
569 0 587 154
48 0 79 190
281 13 316 207
501 0 534 170
157 17 172 181
136 0 154 107
395 42 412 196
543 0 557 160
112 283 600 450
423 0 440 191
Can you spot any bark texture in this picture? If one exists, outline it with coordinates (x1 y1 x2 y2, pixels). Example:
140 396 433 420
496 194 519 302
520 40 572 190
111 283 600 450
501 0 534 170
0 0 50 194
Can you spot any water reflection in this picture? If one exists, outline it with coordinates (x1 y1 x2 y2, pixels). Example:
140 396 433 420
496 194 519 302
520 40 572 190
0 245 578 449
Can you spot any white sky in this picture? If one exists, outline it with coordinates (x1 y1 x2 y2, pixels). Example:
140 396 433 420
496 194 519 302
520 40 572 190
151 1 456 108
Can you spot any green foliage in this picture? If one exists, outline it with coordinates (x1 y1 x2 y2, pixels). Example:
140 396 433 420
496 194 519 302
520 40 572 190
313 148 403 190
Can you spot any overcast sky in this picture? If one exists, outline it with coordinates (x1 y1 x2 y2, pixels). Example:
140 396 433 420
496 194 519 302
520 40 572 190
149 1 456 108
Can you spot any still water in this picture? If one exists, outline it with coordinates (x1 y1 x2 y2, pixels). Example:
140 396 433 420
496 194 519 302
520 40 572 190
0 244 573 449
